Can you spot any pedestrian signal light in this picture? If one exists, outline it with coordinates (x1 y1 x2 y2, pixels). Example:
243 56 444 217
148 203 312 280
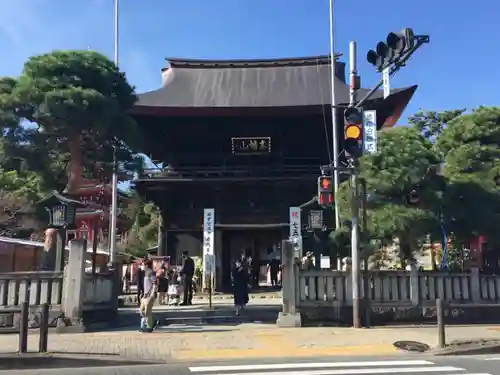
317 176 333 208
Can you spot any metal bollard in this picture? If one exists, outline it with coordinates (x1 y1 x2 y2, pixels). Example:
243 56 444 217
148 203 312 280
38 303 49 353
436 298 446 348
18 301 29 353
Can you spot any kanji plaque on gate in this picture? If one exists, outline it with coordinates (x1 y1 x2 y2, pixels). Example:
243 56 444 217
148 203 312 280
308 210 323 230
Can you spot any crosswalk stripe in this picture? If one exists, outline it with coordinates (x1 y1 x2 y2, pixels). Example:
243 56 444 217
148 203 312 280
194 367 464 375
189 360 435 372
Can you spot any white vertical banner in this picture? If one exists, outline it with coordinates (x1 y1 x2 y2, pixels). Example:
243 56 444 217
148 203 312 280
289 207 302 255
202 208 215 275
363 110 378 154
383 67 390 99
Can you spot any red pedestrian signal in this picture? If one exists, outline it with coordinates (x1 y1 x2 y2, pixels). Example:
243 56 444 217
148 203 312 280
318 176 333 208
321 178 330 189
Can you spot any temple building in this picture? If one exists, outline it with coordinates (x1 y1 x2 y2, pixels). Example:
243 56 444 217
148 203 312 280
65 179 129 246
132 55 417 290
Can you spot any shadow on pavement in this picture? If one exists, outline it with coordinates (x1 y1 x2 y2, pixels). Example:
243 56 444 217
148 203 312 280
0 354 154 370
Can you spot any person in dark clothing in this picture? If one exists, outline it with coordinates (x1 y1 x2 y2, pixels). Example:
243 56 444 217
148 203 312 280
180 251 195 305
156 258 169 305
232 259 249 315
267 258 280 287
136 261 145 306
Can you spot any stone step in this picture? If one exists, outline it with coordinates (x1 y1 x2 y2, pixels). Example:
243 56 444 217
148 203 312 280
114 305 281 328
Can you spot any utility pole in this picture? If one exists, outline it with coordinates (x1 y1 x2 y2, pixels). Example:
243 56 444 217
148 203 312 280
328 0 341 248
348 40 361 328
109 0 119 263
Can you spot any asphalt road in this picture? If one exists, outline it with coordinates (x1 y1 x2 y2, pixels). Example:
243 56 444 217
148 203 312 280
3 354 500 375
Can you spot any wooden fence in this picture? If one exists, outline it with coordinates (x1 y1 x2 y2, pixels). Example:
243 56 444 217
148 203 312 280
297 267 499 308
0 240 119 333
0 271 64 308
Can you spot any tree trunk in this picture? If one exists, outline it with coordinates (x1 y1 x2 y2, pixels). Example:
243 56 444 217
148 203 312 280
399 235 413 269
64 132 83 194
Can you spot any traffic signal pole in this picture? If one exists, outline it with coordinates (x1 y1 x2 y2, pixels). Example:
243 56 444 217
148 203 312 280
348 41 362 329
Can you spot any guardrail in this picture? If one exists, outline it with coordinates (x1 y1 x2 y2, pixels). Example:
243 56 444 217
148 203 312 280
0 302 50 353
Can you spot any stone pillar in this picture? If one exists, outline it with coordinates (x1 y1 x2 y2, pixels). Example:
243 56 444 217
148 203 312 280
409 260 420 306
58 239 87 333
277 240 302 327
471 266 481 303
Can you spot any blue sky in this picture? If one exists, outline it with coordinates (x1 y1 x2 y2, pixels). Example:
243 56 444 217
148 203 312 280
0 0 498 123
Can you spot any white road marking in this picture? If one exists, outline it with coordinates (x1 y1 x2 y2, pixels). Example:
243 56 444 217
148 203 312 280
189 360 435 372
191 366 466 375
189 366 468 375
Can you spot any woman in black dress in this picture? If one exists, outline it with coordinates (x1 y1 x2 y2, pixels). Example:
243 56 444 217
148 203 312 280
232 259 249 315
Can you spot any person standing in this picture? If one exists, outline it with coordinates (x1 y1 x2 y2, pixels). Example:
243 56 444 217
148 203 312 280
180 251 195 305
156 258 169 305
267 258 280 288
136 260 145 306
139 259 158 333
232 259 249 315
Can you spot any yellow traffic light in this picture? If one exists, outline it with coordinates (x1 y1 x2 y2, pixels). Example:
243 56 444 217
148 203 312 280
345 124 361 140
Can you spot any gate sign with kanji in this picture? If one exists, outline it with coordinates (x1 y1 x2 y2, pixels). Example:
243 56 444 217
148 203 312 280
203 208 215 274
289 206 302 255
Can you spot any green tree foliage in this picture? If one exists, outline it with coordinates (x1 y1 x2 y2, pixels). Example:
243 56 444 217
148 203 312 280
334 107 500 267
1 50 140 193
119 191 159 258
409 109 465 142
436 107 500 245
336 126 442 263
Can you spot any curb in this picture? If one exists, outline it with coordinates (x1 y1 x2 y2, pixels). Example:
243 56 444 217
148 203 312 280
432 342 500 356
0 352 158 370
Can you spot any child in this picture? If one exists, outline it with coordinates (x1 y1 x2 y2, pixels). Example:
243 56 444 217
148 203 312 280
167 269 182 306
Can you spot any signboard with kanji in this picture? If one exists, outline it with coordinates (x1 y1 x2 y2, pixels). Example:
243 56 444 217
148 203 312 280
289 206 302 255
308 210 323 230
203 208 215 274
363 110 378 154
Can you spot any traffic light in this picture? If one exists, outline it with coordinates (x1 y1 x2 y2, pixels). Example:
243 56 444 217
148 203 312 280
344 107 363 159
367 28 415 72
317 175 333 208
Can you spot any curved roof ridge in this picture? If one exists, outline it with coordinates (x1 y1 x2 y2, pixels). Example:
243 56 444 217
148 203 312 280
165 54 343 69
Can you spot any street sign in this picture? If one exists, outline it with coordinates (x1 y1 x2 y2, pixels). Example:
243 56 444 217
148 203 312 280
203 208 215 275
308 210 323 230
383 67 390 99
363 110 378 154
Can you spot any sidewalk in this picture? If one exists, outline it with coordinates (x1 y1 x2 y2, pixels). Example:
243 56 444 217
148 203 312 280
1 324 500 361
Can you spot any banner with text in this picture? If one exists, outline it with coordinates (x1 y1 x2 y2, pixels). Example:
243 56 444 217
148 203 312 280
289 207 302 256
203 208 215 274
363 110 378 154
